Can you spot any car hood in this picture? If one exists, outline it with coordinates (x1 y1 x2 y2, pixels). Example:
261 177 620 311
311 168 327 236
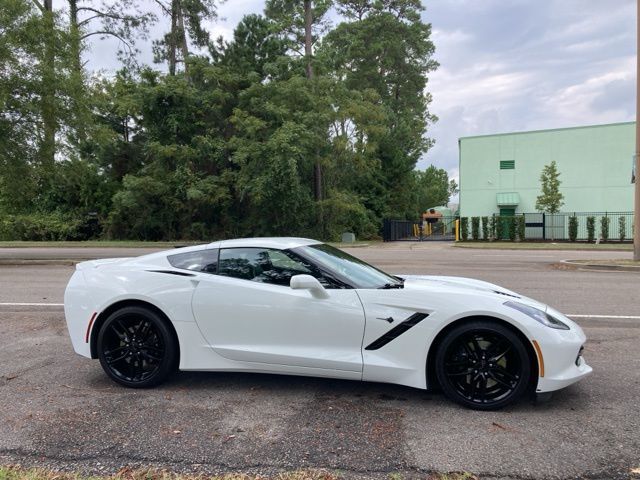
398 274 548 311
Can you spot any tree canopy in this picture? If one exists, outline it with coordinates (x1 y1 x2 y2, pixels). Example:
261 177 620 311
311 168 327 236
536 161 564 214
0 0 453 241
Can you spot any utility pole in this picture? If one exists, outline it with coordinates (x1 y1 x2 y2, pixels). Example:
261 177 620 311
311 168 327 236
636 0 640 260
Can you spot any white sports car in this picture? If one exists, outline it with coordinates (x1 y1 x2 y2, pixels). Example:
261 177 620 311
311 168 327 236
64 237 591 410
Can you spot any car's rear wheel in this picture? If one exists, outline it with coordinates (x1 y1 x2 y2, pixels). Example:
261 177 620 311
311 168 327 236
97 306 177 388
435 320 531 410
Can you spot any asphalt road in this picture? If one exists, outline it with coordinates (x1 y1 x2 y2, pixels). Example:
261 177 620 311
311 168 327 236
0 243 639 479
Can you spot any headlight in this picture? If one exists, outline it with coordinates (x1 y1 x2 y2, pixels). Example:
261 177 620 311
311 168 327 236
504 301 570 330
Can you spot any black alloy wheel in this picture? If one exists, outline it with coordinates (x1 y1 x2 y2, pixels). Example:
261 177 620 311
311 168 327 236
97 306 177 388
435 321 531 410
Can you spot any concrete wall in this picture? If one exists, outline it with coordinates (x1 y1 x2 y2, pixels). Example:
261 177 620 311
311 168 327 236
459 122 635 217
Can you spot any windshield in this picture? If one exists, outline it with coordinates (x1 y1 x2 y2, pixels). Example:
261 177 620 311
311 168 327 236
291 243 402 289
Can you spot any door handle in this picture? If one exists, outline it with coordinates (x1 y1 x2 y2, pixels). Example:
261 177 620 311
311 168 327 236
376 316 394 323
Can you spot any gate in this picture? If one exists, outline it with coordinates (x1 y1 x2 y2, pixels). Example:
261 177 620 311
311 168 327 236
423 215 457 241
382 219 421 241
383 217 457 242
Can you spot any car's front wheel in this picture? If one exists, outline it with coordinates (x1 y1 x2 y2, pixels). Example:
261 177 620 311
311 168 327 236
97 306 177 388
435 320 531 410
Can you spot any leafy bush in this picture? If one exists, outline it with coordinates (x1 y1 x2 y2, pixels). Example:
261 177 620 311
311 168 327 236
471 217 480 240
508 216 516 241
600 216 610 242
619 216 626 242
489 215 498 240
481 216 489 240
586 216 595 242
460 217 469 241
318 193 379 241
0 213 91 241
568 216 578 242
516 215 525 241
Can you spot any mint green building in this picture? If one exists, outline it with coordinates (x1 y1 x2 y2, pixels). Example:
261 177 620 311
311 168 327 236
459 122 635 218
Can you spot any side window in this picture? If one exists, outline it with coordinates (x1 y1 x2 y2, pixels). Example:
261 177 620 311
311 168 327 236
218 248 344 288
168 249 219 273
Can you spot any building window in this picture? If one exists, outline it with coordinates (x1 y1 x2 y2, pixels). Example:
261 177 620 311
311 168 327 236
500 160 515 170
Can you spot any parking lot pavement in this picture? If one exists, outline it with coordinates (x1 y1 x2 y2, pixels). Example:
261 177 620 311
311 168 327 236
0 244 639 479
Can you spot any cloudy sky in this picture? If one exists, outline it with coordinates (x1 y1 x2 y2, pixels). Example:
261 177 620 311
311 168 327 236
79 0 637 183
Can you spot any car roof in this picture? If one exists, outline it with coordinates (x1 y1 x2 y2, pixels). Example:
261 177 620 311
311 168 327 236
210 237 322 250
124 237 323 268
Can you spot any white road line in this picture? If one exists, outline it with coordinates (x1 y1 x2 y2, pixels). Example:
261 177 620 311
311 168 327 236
567 314 640 319
472 254 557 258
0 302 63 306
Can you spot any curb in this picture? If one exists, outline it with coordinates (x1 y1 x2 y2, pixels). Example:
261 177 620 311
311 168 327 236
453 243 633 252
559 260 640 272
0 259 81 266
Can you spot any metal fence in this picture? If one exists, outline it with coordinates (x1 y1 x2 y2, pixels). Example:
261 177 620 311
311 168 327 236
479 211 634 241
522 212 633 241
384 212 634 242
383 217 457 241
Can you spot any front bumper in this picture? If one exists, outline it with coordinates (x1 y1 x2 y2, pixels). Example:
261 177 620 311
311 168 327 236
534 327 592 392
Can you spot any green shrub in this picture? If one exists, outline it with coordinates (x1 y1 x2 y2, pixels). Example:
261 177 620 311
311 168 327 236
568 216 578 242
317 193 379 241
516 215 525 241
0 213 90 241
489 215 498 240
481 216 489 240
586 216 595 242
619 216 626 242
600 216 610 242
471 217 480 240
460 217 469 241
508 216 516 241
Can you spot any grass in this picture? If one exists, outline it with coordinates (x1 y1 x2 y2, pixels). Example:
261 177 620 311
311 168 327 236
454 241 634 251
567 259 640 266
0 467 478 480
0 467 337 480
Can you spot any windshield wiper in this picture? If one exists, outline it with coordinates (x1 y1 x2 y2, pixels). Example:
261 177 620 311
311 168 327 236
378 282 404 289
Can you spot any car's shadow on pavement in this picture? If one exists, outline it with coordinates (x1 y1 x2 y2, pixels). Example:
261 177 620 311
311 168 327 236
82 368 585 414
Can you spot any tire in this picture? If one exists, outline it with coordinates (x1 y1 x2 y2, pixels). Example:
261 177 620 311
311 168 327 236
435 320 531 410
97 306 177 388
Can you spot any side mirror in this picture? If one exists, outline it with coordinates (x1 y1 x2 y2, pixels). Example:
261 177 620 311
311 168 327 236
290 274 329 299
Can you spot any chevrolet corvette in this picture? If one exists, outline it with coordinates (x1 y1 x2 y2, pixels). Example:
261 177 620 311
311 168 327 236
64 237 591 410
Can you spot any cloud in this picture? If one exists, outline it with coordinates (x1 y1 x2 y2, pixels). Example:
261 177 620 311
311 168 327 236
421 0 636 179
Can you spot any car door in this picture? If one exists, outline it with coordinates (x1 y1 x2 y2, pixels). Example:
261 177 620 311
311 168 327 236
191 247 365 375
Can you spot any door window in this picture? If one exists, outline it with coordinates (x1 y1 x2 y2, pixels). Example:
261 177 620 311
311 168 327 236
218 247 344 288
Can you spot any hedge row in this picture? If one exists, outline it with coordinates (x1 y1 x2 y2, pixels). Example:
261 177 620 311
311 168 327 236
0 213 101 241
459 216 525 242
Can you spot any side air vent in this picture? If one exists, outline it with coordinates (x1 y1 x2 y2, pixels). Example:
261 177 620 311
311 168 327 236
493 290 520 299
147 270 196 277
365 312 429 350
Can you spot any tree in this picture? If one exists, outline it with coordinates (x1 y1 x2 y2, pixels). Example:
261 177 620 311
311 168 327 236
319 0 438 218
153 0 219 77
536 161 564 241
536 161 564 214
66 0 156 143
0 0 40 212
1 0 443 242
67 0 156 67
414 166 455 215
210 14 287 81
265 0 333 202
